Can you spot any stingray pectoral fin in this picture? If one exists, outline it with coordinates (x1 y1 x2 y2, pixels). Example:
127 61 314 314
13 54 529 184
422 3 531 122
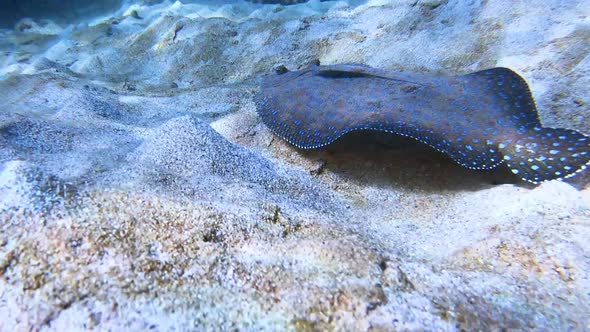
500 127 590 183
465 67 541 128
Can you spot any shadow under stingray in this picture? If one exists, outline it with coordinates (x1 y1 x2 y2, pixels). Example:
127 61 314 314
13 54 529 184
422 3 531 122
296 130 536 193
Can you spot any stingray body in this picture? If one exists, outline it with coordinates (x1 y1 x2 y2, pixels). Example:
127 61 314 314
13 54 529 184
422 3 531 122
254 64 590 183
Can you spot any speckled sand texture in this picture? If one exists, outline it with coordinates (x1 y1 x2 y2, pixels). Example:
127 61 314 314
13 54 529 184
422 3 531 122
1 0 589 330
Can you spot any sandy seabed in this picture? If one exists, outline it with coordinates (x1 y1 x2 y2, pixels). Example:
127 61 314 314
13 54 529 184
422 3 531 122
0 0 589 330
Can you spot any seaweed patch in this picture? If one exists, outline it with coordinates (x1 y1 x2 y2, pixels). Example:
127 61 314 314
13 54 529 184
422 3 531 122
255 64 590 183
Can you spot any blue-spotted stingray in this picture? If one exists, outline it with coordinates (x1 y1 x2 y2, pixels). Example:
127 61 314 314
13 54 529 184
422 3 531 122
254 64 590 183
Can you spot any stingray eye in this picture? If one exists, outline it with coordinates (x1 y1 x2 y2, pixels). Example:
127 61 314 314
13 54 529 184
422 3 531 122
274 65 289 75
402 85 419 93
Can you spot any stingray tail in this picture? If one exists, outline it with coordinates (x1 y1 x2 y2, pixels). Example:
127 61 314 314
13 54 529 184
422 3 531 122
499 127 590 183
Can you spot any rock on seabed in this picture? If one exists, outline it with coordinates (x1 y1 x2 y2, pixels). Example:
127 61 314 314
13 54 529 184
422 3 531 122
1 0 589 330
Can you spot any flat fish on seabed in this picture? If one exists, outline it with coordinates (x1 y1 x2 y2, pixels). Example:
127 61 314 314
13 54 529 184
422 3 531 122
255 64 590 183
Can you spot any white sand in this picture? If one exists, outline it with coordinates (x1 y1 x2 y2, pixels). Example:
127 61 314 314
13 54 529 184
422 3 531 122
0 0 589 330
